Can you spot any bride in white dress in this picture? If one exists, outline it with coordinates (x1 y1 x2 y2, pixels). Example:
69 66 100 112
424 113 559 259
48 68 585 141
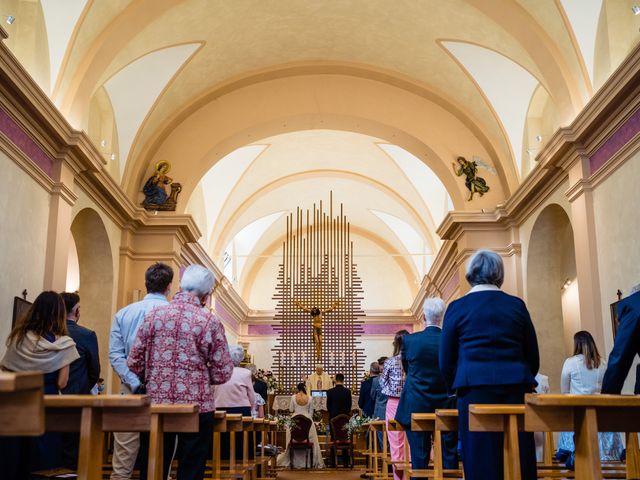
277 383 325 468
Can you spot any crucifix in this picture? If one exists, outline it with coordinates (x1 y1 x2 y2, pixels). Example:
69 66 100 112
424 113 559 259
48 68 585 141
294 300 338 360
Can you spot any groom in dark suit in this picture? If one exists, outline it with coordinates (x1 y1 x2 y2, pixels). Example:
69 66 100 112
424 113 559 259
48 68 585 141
396 298 458 475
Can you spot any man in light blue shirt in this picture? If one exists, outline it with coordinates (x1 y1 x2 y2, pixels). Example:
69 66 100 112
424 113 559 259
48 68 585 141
109 262 173 480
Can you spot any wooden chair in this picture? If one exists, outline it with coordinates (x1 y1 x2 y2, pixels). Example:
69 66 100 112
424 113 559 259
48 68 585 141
289 414 314 469
329 414 354 468
0 371 44 436
44 394 151 480
525 394 640 480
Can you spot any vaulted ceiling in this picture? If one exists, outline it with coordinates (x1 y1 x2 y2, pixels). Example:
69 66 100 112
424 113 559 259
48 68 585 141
3 0 639 311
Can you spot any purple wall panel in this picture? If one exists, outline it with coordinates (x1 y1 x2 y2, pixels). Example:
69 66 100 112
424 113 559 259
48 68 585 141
590 107 640 174
215 300 240 333
0 108 54 177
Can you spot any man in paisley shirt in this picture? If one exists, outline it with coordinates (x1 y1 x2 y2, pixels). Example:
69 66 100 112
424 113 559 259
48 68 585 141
129 264 233 480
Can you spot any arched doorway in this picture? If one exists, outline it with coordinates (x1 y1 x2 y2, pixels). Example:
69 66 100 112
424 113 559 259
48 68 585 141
70 208 114 385
527 204 578 392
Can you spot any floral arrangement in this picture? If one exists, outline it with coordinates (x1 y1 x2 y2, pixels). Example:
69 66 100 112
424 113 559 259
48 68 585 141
343 413 376 437
267 413 297 430
312 410 326 433
256 369 278 392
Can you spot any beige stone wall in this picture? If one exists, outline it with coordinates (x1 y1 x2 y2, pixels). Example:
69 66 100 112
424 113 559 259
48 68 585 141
0 150 50 357
593 147 640 392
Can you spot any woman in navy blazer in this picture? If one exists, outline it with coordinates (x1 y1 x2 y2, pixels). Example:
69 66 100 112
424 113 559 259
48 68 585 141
439 250 539 480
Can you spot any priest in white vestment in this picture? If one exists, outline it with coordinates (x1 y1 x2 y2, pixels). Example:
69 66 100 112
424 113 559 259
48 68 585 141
305 365 333 391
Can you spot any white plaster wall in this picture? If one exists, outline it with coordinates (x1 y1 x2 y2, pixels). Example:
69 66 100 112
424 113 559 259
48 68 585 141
593 149 640 392
225 327 238 346
245 336 278 371
0 151 50 357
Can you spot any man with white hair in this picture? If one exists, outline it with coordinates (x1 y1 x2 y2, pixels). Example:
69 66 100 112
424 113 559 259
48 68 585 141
129 264 233 480
306 364 333 392
395 297 458 475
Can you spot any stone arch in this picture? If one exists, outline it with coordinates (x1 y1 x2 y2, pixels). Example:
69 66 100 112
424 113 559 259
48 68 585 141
69 207 114 385
125 73 512 211
526 204 578 392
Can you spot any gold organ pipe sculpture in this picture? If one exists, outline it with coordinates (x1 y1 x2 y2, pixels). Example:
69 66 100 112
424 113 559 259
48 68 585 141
271 193 365 393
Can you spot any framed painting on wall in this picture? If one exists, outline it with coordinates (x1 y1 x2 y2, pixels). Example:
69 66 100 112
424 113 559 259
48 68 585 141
12 296 31 328
610 290 624 339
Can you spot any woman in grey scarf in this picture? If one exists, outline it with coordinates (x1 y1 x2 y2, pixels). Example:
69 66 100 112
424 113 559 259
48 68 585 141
1 291 79 477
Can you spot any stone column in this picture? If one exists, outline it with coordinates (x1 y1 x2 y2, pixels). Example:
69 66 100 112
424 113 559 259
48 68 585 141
43 159 77 291
565 154 605 350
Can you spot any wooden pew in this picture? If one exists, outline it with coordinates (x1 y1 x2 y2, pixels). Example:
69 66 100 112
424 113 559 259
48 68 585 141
410 413 437 479
435 409 462 479
0 371 44 436
241 416 254 480
387 419 410 479
369 420 389 479
148 404 200 480
408 410 462 480
220 413 244 479
211 411 228 480
265 419 278 478
44 394 150 480
525 394 640 480
469 404 525 480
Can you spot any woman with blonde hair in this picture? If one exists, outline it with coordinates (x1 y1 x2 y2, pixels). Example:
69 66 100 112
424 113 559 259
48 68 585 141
557 331 623 465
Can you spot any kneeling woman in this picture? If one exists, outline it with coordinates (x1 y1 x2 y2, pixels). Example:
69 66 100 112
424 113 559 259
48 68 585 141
277 383 325 468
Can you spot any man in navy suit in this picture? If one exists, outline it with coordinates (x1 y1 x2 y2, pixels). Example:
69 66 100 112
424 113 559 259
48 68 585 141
60 292 101 469
602 287 640 393
396 298 457 476
439 250 539 480
358 362 379 417
60 292 101 394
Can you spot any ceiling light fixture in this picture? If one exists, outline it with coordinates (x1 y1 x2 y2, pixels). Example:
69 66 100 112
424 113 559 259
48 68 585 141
110 153 116 161
561 278 573 291
526 148 536 155
535 135 543 142
633 5 640 15
5 15 15 25
100 139 107 147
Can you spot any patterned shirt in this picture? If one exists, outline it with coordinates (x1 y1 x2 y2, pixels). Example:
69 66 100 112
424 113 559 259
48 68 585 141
380 354 404 398
128 291 233 412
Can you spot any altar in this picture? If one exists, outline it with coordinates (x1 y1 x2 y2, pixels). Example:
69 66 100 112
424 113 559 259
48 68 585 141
272 394 359 412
